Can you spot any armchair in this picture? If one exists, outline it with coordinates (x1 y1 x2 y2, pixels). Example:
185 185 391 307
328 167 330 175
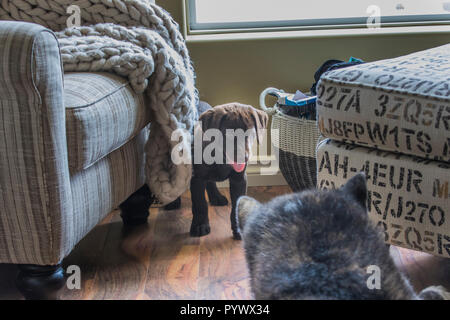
0 21 152 299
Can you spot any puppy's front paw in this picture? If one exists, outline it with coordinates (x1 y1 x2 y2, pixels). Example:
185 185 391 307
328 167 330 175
209 194 228 206
164 197 181 211
190 223 211 237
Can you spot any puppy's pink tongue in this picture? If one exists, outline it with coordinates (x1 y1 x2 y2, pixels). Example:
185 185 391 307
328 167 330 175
231 162 246 173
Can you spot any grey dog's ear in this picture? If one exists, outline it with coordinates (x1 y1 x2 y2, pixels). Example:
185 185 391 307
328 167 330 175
237 196 261 231
418 285 450 300
342 172 368 209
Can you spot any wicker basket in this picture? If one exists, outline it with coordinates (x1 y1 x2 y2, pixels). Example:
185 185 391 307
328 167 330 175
260 88 321 192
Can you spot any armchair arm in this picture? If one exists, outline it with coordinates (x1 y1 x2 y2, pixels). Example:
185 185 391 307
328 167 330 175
0 22 73 265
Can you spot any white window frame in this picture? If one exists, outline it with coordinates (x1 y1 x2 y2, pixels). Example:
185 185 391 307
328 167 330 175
186 0 450 35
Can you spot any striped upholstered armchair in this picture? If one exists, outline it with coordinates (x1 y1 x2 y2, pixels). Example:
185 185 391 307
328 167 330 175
0 22 153 299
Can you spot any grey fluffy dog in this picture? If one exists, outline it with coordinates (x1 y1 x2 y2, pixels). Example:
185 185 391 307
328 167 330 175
237 173 449 300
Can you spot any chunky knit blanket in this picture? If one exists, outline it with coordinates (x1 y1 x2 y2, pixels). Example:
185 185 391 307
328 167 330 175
0 0 198 204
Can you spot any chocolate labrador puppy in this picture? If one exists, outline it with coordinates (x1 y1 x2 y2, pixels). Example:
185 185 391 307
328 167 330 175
165 102 268 240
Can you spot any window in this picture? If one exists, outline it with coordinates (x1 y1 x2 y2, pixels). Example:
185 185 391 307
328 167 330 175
188 0 450 32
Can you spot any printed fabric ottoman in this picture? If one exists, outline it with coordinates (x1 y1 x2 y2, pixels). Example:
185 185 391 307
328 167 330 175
316 44 450 257
317 139 450 258
317 44 450 162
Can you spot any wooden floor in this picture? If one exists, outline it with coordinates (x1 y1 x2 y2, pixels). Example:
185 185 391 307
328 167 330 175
0 186 449 300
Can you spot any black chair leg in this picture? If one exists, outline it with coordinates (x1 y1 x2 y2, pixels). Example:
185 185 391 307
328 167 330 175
16 264 65 300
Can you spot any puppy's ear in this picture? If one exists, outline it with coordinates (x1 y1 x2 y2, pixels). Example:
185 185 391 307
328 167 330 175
251 109 268 144
199 108 223 132
342 172 368 210
251 107 269 143
199 109 211 132
237 196 261 231
260 111 269 142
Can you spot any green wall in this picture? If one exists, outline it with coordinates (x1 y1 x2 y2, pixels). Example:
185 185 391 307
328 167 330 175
159 2 450 108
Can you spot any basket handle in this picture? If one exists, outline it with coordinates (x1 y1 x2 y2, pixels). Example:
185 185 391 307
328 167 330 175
259 87 283 116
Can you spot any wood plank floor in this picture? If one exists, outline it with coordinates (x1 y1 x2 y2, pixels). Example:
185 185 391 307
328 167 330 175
0 186 449 300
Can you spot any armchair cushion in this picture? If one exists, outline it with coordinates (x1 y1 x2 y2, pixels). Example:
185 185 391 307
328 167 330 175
64 72 151 172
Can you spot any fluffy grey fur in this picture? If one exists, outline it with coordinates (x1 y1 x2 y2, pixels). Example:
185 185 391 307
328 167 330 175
237 173 449 300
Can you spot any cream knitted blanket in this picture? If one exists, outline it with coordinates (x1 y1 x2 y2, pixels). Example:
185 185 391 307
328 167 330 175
0 0 198 204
